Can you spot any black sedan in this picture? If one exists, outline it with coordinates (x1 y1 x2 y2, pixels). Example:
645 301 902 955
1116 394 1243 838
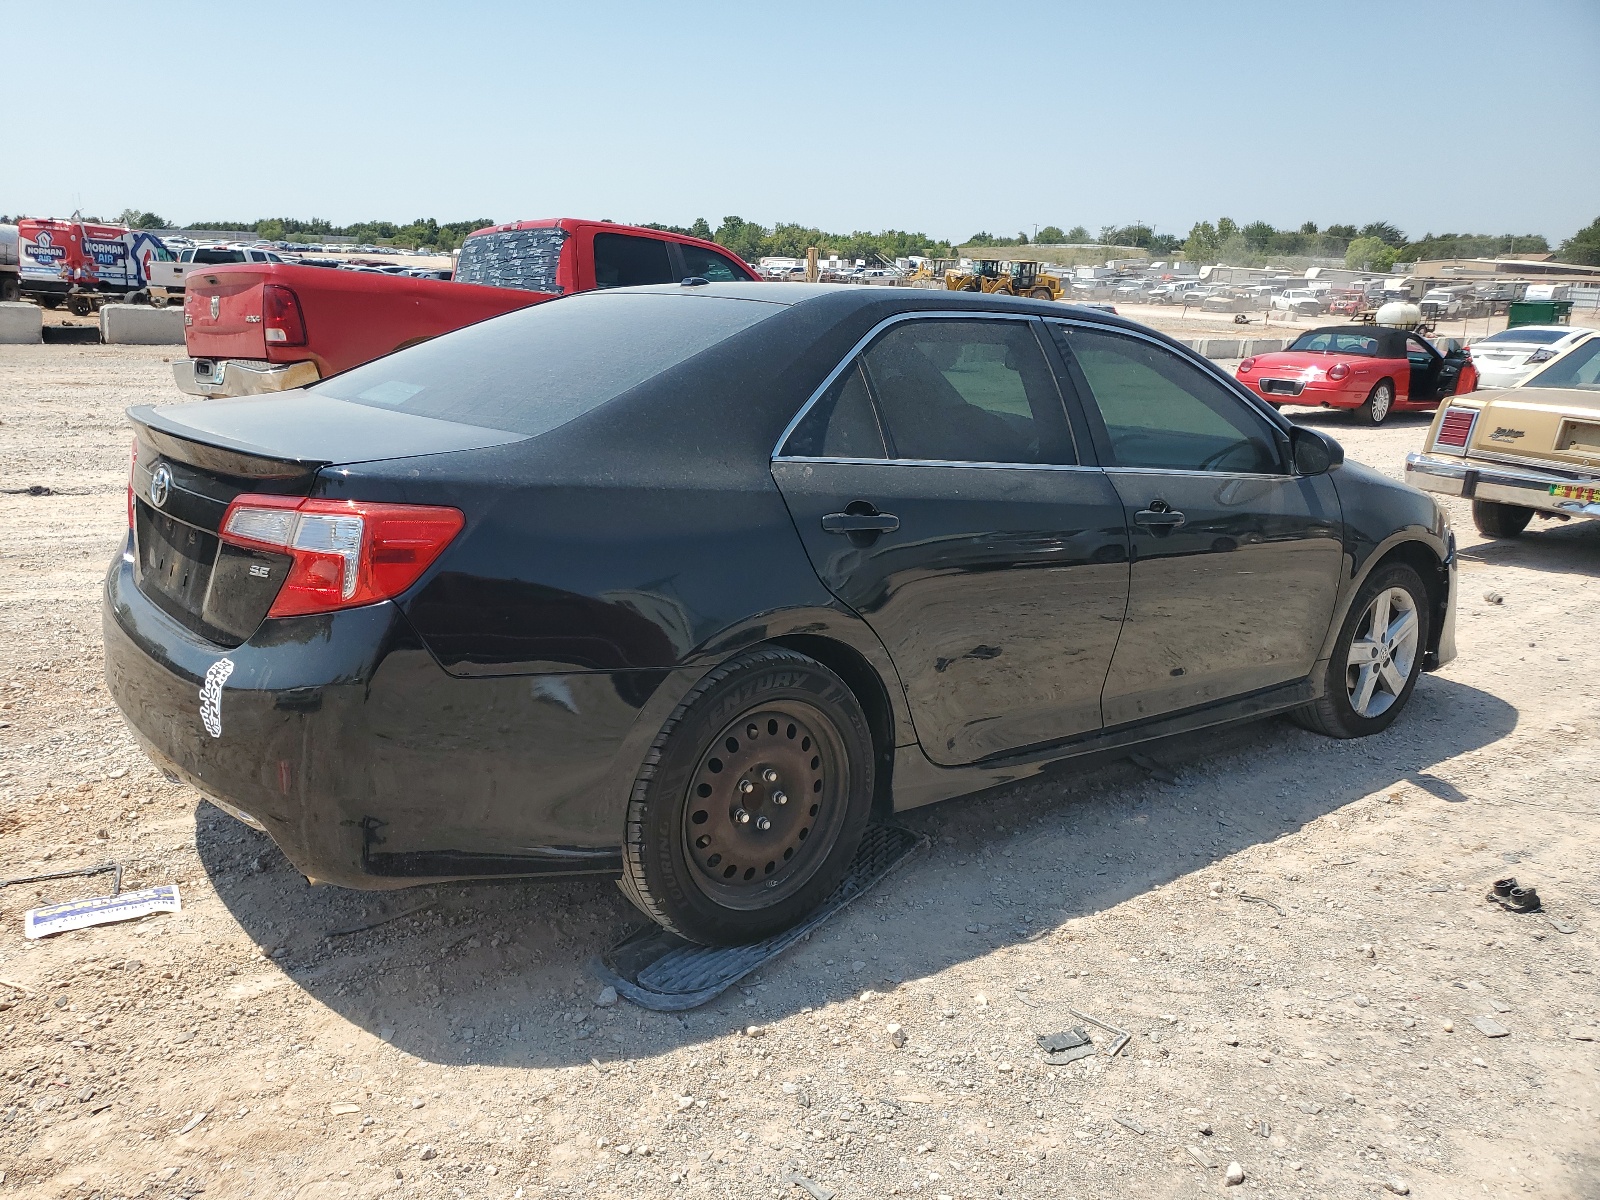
105 284 1458 945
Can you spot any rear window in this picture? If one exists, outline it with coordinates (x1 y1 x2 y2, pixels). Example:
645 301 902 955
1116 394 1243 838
454 227 566 293
191 248 246 264
1522 337 1600 391
1479 327 1570 345
316 292 782 435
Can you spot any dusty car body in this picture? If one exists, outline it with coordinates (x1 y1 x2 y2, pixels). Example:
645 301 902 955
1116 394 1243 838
1406 334 1600 536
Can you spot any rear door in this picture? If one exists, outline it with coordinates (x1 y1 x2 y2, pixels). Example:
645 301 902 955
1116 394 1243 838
1050 321 1343 726
773 314 1129 764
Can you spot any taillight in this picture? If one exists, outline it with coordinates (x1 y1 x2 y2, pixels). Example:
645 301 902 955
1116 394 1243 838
219 495 463 617
1238 357 1255 372
1328 362 1349 381
1434 406 1478 452
127 440 138 528
262 285 306 346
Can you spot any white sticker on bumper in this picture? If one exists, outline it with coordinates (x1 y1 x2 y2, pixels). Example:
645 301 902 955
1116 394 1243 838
199 657 235 738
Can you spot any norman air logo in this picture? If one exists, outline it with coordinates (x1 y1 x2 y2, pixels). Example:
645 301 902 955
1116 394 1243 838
1489 426 1526 442
25 231 65 265
199 658 235 738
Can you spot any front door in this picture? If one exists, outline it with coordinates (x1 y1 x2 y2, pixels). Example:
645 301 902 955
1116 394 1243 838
1051 322 1345 726
773 315 1130 765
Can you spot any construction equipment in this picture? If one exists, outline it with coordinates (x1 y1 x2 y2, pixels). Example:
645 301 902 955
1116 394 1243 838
944 259 1063 299
944 259 1005 292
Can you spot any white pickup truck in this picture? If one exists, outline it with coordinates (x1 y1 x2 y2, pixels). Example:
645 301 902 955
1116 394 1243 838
147 244 287 300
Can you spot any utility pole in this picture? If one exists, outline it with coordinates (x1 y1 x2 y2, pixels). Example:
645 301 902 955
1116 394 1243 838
806 246 819 284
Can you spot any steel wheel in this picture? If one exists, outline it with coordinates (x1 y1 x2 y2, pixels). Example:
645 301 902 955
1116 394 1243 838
683 701 848 908
1344 585 1419 719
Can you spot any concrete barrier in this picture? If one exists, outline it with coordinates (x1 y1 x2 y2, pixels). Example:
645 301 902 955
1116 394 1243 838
0 301 42 344
1243 338 1285 356
99 303 185 345
1195 338 1243 360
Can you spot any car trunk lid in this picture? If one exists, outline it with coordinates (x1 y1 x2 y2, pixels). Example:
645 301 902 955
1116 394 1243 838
127 395 527 647
1465 387 1600 474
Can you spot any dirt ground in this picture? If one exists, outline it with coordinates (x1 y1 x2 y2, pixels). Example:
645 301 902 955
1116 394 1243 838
0 337 1596 1200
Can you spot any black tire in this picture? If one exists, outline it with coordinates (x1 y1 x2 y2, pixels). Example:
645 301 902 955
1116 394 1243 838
619 648 874 946
1293 562 1430 739
67 295 94 317
1471 500 1533 539
37 295 62 309
1353 380 1395 426
1029 287 1053 301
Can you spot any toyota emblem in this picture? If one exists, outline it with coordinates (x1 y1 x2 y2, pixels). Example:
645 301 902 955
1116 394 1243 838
149 463 173 509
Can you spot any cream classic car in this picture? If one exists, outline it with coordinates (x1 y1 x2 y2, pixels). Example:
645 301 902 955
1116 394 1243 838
1406 333 1600 537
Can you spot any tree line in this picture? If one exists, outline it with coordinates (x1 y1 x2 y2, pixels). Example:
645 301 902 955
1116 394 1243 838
7 208 1594 268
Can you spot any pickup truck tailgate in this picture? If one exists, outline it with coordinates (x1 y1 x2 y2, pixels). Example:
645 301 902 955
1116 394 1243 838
183 269 268 360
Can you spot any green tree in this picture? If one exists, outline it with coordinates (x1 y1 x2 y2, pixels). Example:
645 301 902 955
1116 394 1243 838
1324 224 1357 241
1345 236 1399 270
1359 221 1406 248
117 208 170 229
1215 217 1239 241
1183 221 1219 262
1036 225 1066 244
1557 216 1600 266
1299 221 1319 235
254 218 286 241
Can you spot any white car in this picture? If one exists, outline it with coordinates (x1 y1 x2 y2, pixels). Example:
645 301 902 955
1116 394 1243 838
1469 325 1599 389
1271 289 1325 315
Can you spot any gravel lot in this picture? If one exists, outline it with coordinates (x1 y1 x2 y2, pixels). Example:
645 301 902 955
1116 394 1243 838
0 339 1596 1200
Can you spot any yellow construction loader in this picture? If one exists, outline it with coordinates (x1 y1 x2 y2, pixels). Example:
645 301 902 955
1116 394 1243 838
944 259 1005 292
944 259 1064 298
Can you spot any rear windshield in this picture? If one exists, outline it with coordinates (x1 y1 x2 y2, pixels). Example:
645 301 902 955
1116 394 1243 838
1288 330 1381 356
190 248 246 264
316 292 782 435
1479 327 1570 345
1522 337 1600 391
454 227 566 293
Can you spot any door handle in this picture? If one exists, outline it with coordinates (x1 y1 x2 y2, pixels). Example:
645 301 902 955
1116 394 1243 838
821 511 900 535
1134 505 1186 532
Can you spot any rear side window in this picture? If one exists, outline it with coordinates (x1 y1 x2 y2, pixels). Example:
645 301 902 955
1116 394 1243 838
316 292 781 435
860 319 1075 465
454 227 566 292
680 244 751 282
1058 325 1280 473
593 233 675 288
781 364 887 459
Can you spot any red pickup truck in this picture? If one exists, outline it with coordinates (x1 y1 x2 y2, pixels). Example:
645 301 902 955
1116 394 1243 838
173 218 759 398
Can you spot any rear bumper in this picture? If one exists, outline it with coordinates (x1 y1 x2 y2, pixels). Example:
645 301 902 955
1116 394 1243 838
102 540 669 889
172 357 320 398
1240 375 1367 408
1405 452 1600 519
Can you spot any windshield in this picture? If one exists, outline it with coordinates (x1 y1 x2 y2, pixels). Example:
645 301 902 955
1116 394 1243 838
191 248 245 265
316 291 783 435
454 227 566 293
1522 337 1600 391
1287 331 1381 356
1480 327 1571 346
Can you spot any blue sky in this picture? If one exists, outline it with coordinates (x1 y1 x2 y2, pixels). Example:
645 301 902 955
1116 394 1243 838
11 0 1599 242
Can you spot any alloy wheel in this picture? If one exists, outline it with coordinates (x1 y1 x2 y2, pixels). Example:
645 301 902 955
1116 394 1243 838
1370 384 1393 422
1345 586 1419 718
681 701 848 909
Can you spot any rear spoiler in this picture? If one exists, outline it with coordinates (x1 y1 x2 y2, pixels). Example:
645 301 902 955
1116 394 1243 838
129 404 324 481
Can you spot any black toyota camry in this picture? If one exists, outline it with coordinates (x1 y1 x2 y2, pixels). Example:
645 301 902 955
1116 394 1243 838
105 283 1457 945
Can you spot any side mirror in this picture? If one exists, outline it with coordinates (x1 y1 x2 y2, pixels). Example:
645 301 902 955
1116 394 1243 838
1291 425 1344 475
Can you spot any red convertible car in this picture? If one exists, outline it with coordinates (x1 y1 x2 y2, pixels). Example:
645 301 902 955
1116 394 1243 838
1235 326 1477 425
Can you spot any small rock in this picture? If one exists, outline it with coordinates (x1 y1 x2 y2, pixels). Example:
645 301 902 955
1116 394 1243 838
1224 1161 1245 1186
744 1024 767 1038
418 1147 437 1161
378 1026 396 1043
330 1103 361 1116
781 1082 799 1095
1222 1035 1239 1047
411 1098 426 1109
1483 590 1504 605
1442 1020 1454 1033
1198 1122 1213 1136
887 1023 906 1049
594 985 618 1008
1186 1145 1215 1169
1354 994 1370 1008
1289 1160 1303 1171
997 1062 1013 1073
1470 1015 1510 1038
851 961 866 973
1383 1178 1411 1195
860 990 879 1002
1569 1029 1596 1042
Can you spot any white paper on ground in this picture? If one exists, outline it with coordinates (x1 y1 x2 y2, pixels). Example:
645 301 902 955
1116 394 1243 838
23 885 181 938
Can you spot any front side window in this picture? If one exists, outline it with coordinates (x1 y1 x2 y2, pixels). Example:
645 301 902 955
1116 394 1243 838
859 319 1075 465
592 233 675 289
1289 330 1380 356
1058 325 1280 474
680 244 751 282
